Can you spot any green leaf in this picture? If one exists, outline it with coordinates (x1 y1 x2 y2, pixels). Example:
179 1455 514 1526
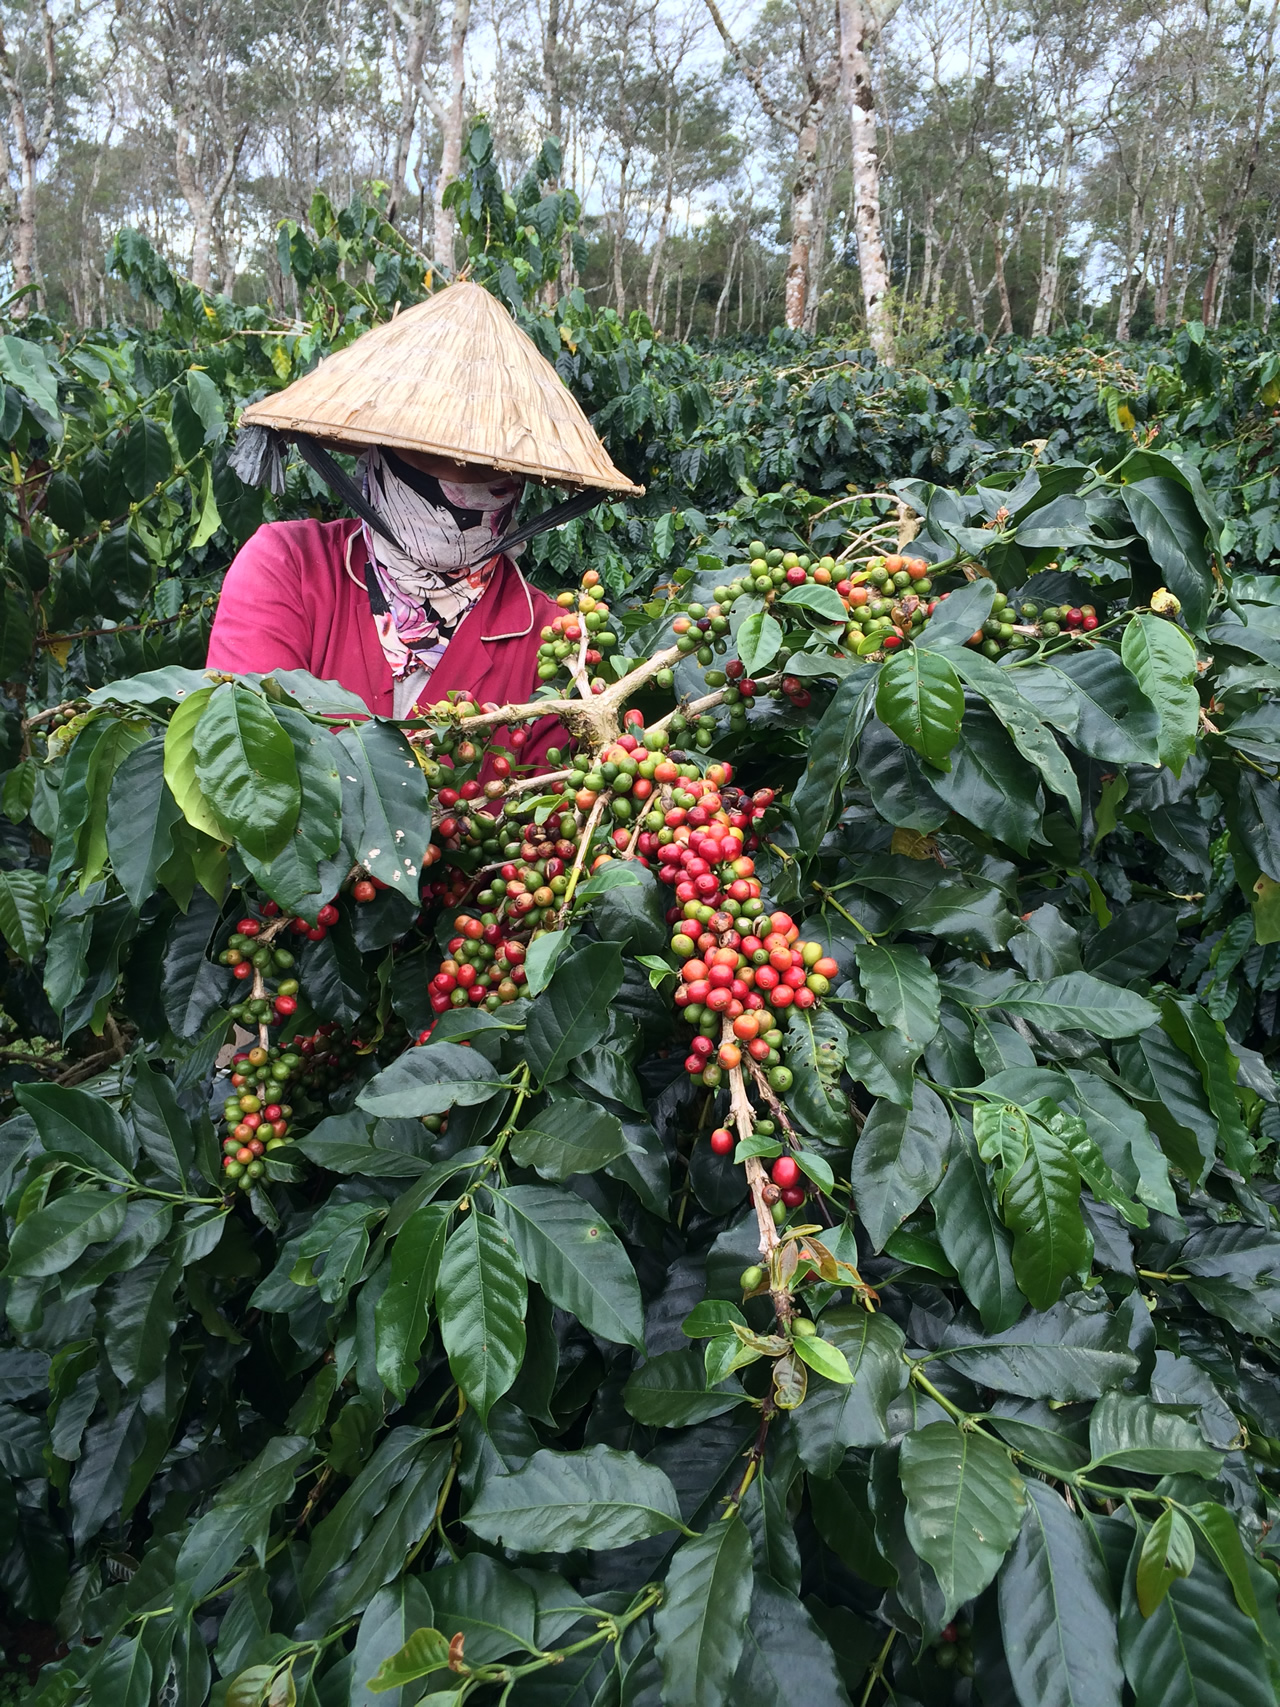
987 972 1159 1038
789 667 877 851
16 1081 136 1179
736 611 783 675
0 868 46 964
1120 1534 1273 1707
998 1480 1123 1707
854 941 940 1046
1087 1393 1224 1478
463 1444 684 1550
1137 1507 1196 1616
349 1580 437 1707
1001 1110 1090 1310
947 647 1081 820
898 1420 1026 1622
83 1636 152 1707
366 1628 452 1693
105 738 181 909
174 1434 311 1610
524 939 624 1084
624 1349 745 1427
1181 1503 1262 1626
5 1190 128 1278
1122 477 1213 634
374 1204 449 1402
436 1210 526 1424
162 685 227 843
732 1575 856 1707
1032 652 1161 766
122 418 173 499
915 578 997 646
522 926 575 998
357 1042 508 1118
792 1332 853 1384
236 709 344 915
876 648 965 768
300 1428 439 1603
849 1081 950 1250
492 1184 644 1349
792 1310 908 1477
936 1299 1138 1401
333 721 434 894
933 1127 1022 1331
654 1517 754 1707
193 683 300 862
0 333 61 421
779 581 849 621
2 757 35 823
1121 613 1200 775
509 1097 631 1179
925 705 1044 853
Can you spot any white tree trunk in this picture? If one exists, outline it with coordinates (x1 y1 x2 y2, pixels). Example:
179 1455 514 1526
783 118 821 330
838 0 896 362
431 0 471 274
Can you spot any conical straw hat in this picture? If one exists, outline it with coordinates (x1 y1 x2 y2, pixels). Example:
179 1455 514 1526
241 281 643 496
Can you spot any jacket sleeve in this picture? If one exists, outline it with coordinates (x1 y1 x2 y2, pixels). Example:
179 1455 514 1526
206 525 309 674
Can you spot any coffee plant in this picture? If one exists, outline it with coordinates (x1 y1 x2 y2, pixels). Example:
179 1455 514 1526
3 134 1280 1707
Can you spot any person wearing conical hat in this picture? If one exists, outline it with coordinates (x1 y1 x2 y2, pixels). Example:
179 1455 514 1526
207 282 641 723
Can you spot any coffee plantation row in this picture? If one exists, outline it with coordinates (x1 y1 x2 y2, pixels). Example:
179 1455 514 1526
1 157 1280 1706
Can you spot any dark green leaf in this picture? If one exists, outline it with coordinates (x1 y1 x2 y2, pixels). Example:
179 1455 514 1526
849 1081 950 1250
509 1097 631 1180
624 1348 745 1427
436 1209 526 1424
193 683 300 862
493 1184 644 1349
374 1203 449 1401
899 1421 1026 1622
998 1480 1123 1707
654 1517 754 1707
875 649 965 769
524 940 625 1084
463 1444 684 1550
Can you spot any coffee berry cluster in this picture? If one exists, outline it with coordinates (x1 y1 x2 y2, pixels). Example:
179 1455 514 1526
533 569 619 693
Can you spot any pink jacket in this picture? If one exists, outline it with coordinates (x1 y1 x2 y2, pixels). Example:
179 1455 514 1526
206 518 560 719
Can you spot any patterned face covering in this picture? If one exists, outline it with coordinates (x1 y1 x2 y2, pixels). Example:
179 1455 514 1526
359 448 524 705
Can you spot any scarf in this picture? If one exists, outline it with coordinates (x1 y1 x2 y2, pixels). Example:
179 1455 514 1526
360 448 525 712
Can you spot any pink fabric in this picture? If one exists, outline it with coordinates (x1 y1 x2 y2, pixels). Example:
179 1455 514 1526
207 518 559 721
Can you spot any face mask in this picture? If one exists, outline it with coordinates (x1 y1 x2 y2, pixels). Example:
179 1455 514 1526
358 448 526 686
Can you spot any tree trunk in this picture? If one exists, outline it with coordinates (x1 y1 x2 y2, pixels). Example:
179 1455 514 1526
714 233 742 338
804 193 828 333
386 0 429 225
1171 199 1201 325
612 154 629 315
1153 194 1178 330
784 116 821 330
0 0 57 316
1115 189 1146 342
838 0 896 362
432 0 472 274
991 221 1013 336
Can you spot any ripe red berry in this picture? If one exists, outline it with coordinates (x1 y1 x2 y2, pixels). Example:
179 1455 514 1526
232 961 253 981
353 879 377 902
274 994 298 1016
236 918 260 936
709 1127 734 1155
771 1155 800 1189
317 903 340 927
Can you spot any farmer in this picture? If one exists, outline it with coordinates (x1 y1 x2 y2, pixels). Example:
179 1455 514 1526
208 280 640 719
